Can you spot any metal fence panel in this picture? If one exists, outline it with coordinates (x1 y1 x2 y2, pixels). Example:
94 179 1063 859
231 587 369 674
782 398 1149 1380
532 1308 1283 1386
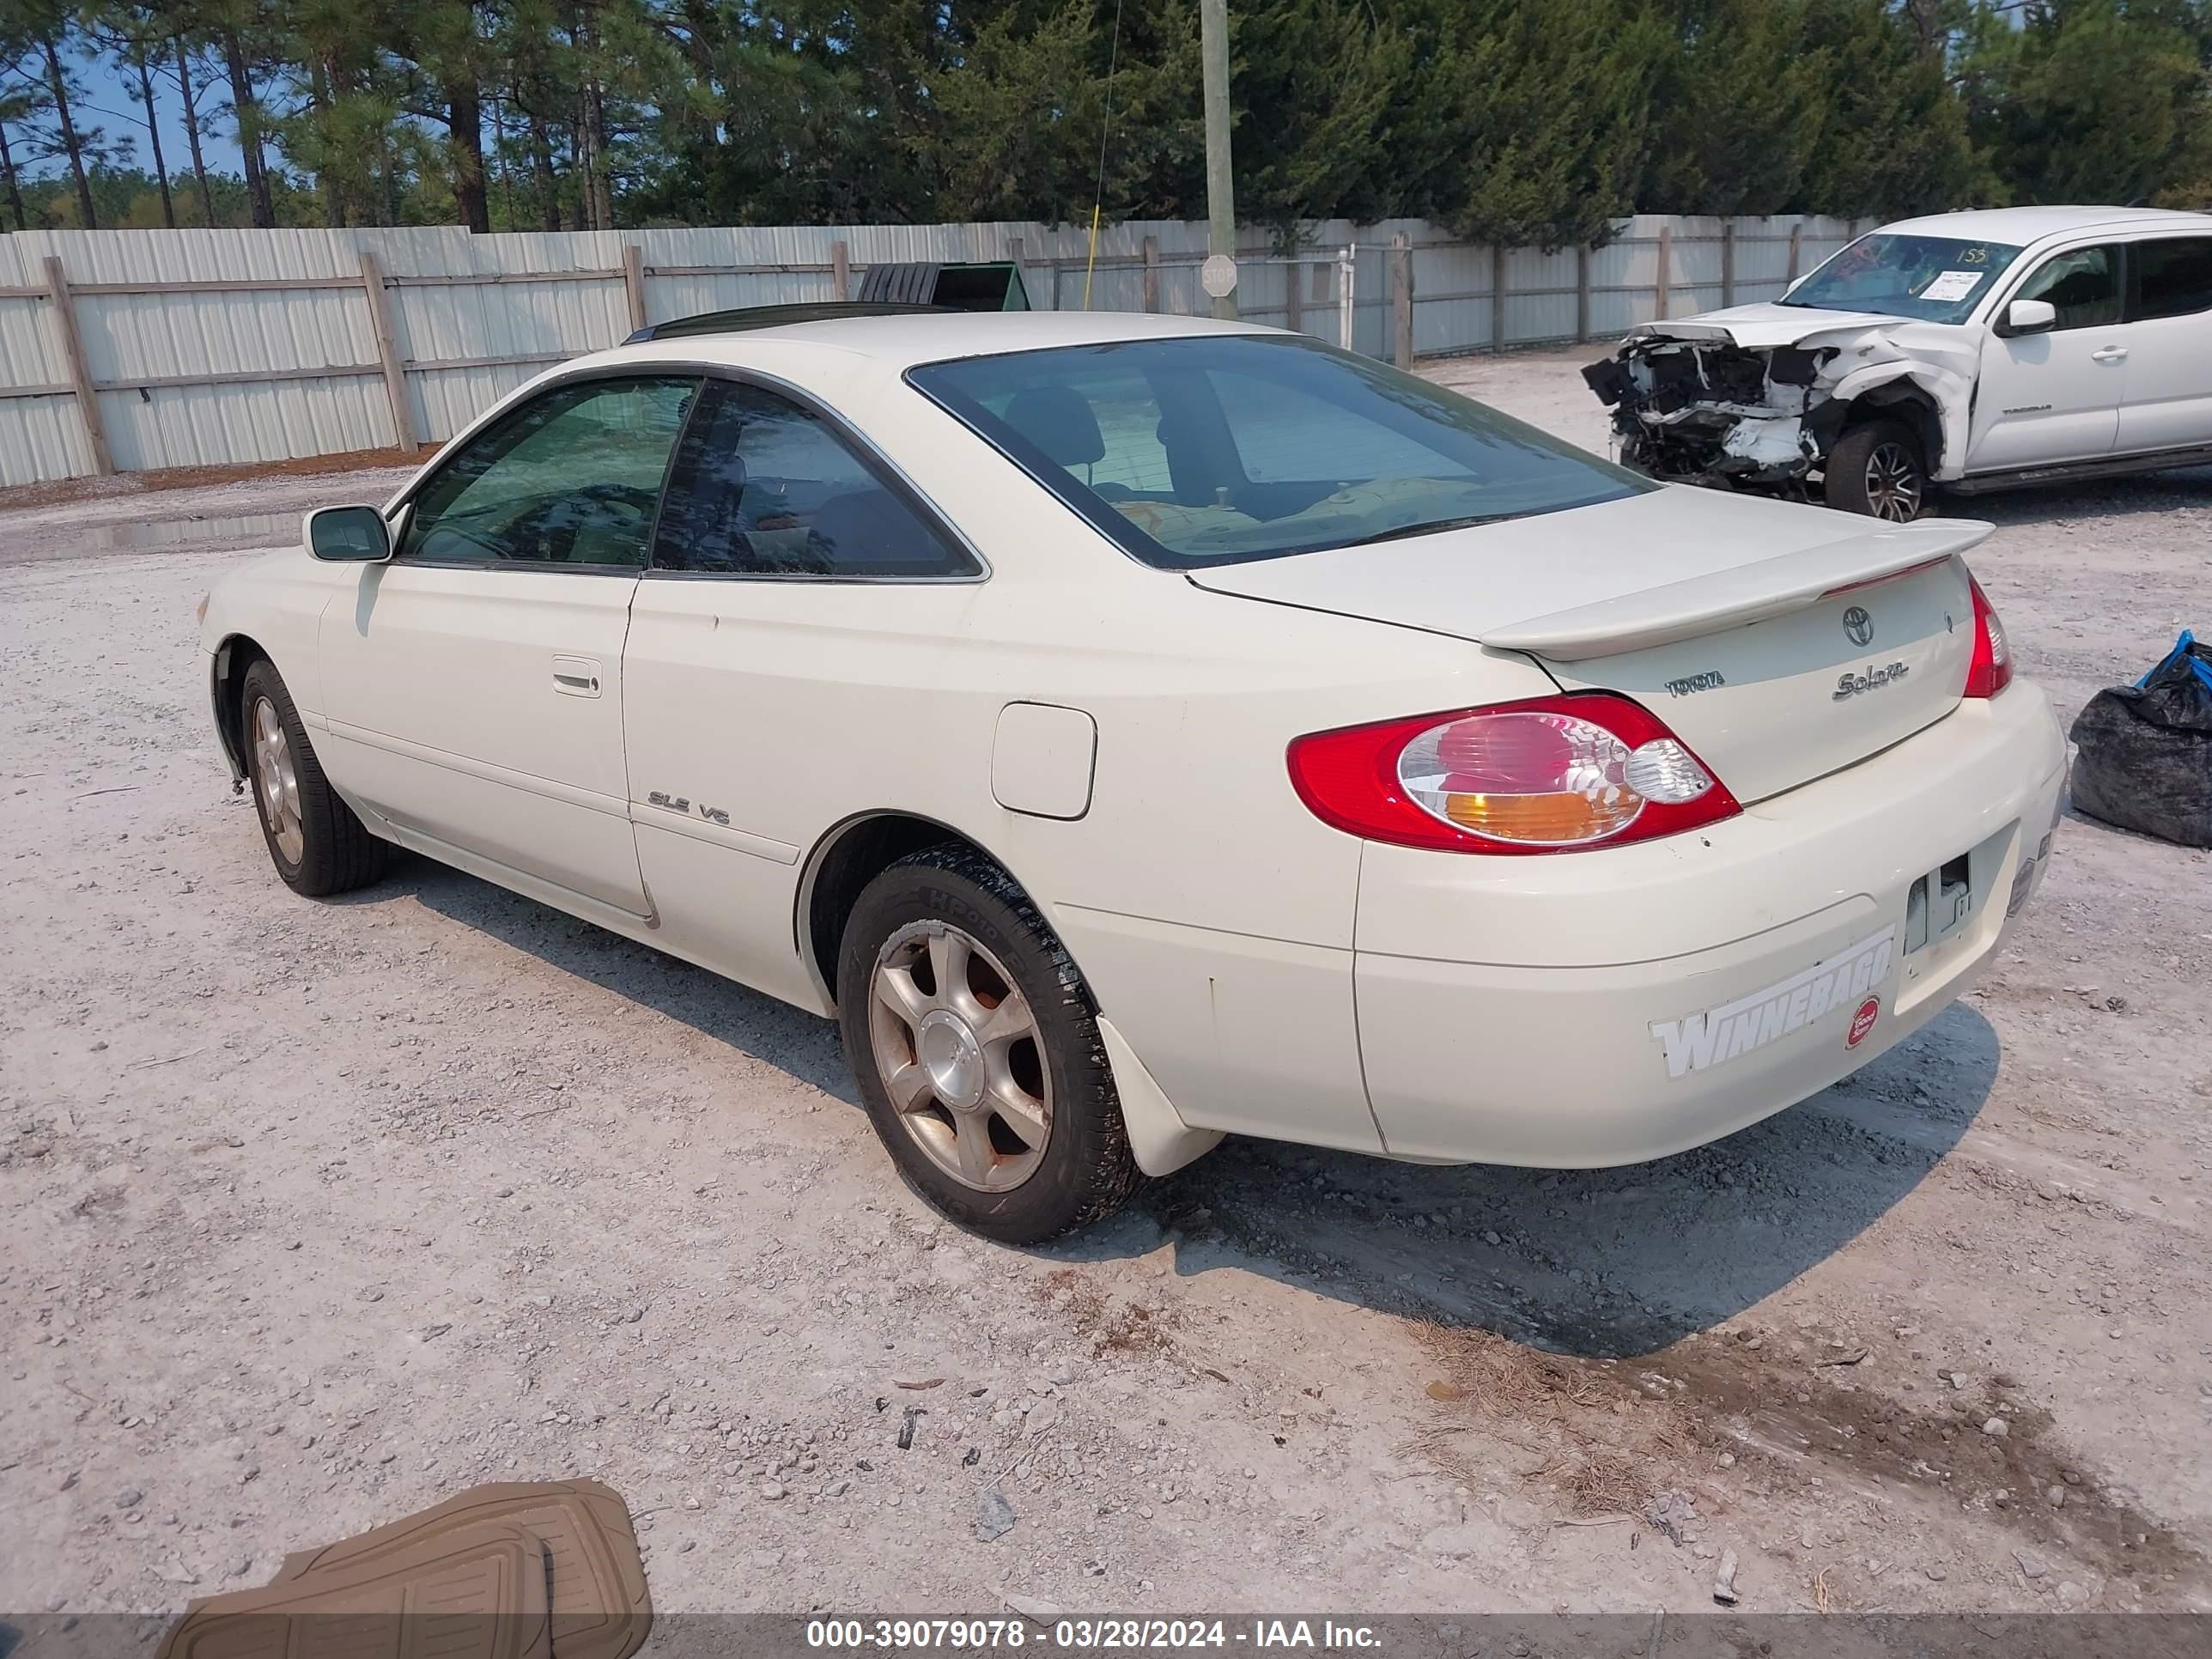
411 362 551 445
0 213 1887 485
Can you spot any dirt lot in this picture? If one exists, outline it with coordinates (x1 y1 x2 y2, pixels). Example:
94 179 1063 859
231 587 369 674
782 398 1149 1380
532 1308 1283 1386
3 348 2209 1621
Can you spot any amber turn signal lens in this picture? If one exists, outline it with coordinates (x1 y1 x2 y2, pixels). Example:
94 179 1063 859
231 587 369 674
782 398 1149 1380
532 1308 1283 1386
1439 787 1641 842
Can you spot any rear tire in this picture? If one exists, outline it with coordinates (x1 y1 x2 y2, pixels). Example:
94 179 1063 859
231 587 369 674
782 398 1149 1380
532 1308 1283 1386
836 843 1146 1244
239 658 389 897
1825 420 1929 521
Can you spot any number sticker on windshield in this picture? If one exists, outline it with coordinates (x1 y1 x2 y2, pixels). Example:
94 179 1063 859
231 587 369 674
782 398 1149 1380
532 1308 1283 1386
1918 270 1984 303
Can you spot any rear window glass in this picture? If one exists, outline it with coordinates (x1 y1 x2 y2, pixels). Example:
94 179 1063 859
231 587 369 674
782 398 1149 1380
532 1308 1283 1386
907 335 1647 569
2134 237 2212 321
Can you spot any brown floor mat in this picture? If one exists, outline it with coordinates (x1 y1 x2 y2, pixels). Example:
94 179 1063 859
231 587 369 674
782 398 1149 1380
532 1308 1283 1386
157 1522 550 1659
271 1480 650 1659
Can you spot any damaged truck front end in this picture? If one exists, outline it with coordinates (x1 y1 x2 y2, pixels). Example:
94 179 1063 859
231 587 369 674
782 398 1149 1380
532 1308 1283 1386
1583 336 1844 493
1582 304 1981 520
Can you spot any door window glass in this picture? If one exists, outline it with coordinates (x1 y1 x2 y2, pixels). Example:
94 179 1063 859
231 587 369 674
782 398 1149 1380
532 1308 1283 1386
2132 237 2212 321
652 381 976 577
2013 246 2122 331
400 376 697 567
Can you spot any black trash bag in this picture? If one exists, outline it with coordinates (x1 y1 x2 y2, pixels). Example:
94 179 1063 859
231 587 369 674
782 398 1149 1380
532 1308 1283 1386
2067 631 2212 848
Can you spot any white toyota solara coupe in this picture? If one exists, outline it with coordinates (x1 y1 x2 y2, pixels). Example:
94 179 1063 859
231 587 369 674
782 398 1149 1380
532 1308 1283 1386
200 307 2066 1243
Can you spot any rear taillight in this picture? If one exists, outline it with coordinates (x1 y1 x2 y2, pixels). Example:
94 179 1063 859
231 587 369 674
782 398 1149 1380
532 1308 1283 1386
1965 574 2011 698
1286 693 1741 854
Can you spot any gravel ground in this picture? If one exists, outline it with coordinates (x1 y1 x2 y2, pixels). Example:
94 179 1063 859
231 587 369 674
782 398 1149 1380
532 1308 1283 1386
0 460 421 567
3 348 2209 1621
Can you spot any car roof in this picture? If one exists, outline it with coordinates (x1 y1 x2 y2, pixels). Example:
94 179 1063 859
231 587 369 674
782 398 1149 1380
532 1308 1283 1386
575 307 1274 378
1875 204 2211 246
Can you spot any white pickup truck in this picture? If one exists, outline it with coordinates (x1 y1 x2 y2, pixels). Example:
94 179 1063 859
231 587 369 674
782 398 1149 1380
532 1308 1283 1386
1585 205 2212 519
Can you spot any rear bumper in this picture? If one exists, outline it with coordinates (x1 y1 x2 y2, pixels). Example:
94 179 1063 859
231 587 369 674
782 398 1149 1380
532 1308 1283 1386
1354 682 2067 1165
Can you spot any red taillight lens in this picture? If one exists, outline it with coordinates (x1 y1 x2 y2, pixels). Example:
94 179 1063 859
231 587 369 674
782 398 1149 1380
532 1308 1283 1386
1287 693 1741 854
1964 574 2012 698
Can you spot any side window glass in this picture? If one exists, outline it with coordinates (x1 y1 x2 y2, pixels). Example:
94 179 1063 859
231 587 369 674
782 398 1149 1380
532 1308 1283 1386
2134 237 2212 322
653 382 977 578
2014 246 2121 331
399 376 697 568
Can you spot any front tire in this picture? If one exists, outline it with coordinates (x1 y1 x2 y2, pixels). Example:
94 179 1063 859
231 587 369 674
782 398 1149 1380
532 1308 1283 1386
238 658 389 897
1825 420 1929 521
836 844 1146 1244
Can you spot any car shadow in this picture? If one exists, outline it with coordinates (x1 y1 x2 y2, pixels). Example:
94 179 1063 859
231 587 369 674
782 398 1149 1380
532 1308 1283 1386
345 852 1999 1365
1942 460 2212 526
1060 1003 1997 1360
339 852 860 1105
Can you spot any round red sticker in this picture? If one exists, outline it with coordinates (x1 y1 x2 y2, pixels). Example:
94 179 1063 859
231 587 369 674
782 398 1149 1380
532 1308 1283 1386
1847 997 1881 1048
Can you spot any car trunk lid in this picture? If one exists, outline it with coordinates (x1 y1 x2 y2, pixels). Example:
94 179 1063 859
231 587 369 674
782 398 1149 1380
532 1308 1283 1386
1186 486 1986 803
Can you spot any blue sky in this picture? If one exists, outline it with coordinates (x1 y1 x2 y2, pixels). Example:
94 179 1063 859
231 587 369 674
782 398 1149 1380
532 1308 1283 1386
16 45 247 180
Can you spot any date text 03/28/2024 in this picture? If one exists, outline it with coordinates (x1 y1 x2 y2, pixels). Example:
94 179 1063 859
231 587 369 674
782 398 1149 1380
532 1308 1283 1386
802 1619 1382 1650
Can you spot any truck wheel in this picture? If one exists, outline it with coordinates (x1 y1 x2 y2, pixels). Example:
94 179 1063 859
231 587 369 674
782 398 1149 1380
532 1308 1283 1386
1826 421 1928 521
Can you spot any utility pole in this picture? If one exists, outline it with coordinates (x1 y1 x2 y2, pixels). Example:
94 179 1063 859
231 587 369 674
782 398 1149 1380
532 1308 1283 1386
1200 0 1237 320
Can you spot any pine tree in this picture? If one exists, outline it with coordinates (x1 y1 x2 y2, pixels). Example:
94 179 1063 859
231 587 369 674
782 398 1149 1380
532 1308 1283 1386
8 0 2209 242
1433 0 1665 249
1226 0 1419 234
1638 0 1830 217
20 0 112 228
1960 0 2212 206
1796 0 1990 219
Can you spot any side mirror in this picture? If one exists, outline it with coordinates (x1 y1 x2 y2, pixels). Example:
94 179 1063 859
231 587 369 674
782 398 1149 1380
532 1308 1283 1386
306 504 392 562
2000 298 2057 337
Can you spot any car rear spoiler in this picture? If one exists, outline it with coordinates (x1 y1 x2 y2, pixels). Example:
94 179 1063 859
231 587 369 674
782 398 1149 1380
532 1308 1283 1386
1481 519 1991 661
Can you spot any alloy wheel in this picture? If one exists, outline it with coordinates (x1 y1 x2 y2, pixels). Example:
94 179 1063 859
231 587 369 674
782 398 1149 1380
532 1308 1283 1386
251 696 306 865
1863 441 1924 522
867 921 1051 1192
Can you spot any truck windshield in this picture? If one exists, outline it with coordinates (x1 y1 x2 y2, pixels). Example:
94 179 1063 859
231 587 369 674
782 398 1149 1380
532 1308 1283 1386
1781 233 2026 324
907 335 1647 569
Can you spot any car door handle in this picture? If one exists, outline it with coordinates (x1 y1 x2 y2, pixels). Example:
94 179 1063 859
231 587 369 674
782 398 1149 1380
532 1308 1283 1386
2091 345 2129 362
551 655 604 697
